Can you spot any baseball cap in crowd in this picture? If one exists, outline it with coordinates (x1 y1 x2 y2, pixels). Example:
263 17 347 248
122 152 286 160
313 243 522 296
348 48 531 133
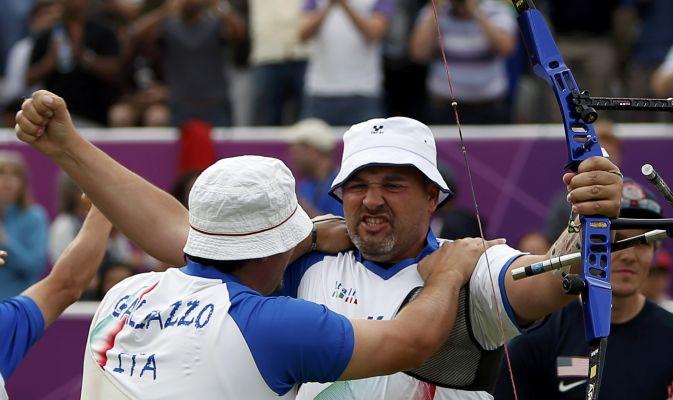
287 118 335 153
183 156 313 260
329 117 452 206
620 178 663 219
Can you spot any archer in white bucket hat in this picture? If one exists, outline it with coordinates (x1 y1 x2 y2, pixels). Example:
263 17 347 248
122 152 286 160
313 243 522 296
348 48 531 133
329 117 453 206
183 155 313 260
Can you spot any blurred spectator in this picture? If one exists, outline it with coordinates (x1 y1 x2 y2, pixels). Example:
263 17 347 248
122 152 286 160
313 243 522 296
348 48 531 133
410 0 517 125
95 260 135 300
430 162 484 240
1 0 63 113
27 0 123 126
641 249 673 313
544 0 622 97
546 120 621 241
227 0 253 126
382 0 427 120
170 170 200 208
517 231 550 255
299 0 392 126
0 151 48 300
249 0 308 126
650 44 673 97
287 118 343 217
128 0 246 127
1 101 21 128
104 0 171 127
48 172 88 264
496 179 673 400
621 0 673 121
0 0 35 77
48 172 153 271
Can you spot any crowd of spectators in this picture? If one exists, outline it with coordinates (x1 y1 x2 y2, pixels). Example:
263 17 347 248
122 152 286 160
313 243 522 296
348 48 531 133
0 150 166 302
2 0 673 129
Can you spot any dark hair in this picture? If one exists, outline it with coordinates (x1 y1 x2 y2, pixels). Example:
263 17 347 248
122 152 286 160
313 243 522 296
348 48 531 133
184 253 248 274
170 171 201 208
56 172 82 214
96 260 136 300
0 151 30 209
30 0 58 20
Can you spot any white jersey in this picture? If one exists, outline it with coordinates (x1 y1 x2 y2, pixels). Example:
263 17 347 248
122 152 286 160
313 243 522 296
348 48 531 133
82 262 354 399
283 232 525 400
1 375 7 400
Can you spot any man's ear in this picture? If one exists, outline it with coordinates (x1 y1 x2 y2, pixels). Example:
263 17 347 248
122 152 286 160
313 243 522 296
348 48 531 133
426 183 440 212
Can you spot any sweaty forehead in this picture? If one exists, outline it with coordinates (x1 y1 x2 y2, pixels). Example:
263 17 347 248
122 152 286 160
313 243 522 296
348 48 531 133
347 165 425 182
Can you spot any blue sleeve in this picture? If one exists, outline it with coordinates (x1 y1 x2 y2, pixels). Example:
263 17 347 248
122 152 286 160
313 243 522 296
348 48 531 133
0 296 45 380
2 206 48 281
281 251 328 298
228 284 354 396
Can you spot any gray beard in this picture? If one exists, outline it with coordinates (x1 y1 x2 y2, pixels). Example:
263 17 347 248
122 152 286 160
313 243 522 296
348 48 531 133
348 226 396 262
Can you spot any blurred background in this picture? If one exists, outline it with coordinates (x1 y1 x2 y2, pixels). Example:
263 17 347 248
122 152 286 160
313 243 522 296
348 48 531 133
1 0 672 398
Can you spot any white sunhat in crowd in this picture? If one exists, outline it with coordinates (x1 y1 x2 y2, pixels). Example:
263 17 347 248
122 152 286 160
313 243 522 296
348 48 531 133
183 155 313 261
286 118 335 153
329 116 453 206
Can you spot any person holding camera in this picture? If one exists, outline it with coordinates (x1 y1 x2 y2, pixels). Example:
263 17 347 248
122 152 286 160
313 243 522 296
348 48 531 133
410 0 517 124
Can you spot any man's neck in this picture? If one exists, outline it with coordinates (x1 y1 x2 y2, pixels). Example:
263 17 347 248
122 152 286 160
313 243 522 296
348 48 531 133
371 235 429 266
611 293 646 324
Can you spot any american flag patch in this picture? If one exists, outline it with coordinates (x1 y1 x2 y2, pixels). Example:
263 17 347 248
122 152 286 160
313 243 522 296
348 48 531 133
557 357 589 377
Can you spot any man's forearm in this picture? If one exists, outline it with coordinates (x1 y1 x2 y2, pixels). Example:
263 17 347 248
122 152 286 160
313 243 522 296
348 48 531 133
409 15 436 62
474 16 516 56
394 270 462 363
22 208 112 327
51 133 189 267
546 225 582 264
81 53 121 84
49 208 112 299
26 56 56 86
340 2 388 43
299 6 332 42
505 228 583 324
651 69 673 97
127 4 170 41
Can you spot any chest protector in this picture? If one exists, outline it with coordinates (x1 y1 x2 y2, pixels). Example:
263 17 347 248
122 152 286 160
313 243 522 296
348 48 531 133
398 284 504 393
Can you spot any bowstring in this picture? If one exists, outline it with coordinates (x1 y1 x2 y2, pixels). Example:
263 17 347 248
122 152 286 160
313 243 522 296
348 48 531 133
428 1 519 399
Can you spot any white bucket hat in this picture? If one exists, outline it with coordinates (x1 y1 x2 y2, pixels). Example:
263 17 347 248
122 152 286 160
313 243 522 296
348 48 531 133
286 118 335 152
329 117 453 206
183 156 313 261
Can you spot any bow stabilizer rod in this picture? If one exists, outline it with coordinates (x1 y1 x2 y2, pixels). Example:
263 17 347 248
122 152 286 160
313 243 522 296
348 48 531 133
512 229 673 280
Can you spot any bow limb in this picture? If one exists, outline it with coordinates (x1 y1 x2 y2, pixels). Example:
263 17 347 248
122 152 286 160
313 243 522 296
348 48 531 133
511 1 611 399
